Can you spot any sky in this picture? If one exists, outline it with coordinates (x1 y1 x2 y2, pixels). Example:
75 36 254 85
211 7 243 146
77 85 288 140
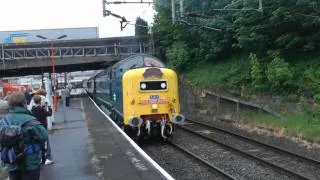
0 0 155 38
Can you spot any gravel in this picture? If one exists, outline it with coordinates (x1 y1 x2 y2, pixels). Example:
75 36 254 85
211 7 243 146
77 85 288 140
195 115 320 162
182 122 320 180
142 142 227 180
170 129 298 180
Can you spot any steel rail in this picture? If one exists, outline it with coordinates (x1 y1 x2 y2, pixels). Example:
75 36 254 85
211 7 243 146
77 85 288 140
177 125 310 180
168 141 236 180
187 119 320 165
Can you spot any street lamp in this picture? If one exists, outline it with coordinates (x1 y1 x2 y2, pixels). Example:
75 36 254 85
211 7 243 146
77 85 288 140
36 34 67 112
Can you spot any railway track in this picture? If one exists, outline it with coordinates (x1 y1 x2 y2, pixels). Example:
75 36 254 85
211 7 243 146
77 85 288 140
178 119 320 180
142 142 235 180
167 140 236 180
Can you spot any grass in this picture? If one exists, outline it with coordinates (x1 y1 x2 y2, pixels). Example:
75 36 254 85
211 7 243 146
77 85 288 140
242 111 320 143
183 52 320 143
184 54 250 93
183 52 320 97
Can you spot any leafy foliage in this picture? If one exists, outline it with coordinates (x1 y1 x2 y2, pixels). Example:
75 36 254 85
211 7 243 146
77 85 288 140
266 56 293 92
135 17 148 37
249 53 264 91
153 0 320 95
152 0 320 141
166 41 190 72
302 65 320 101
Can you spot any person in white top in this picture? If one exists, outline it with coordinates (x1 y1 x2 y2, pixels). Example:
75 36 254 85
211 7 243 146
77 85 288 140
28 89 48 111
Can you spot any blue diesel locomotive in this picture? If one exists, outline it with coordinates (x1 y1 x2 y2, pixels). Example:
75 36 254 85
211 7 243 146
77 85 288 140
84 54 185 141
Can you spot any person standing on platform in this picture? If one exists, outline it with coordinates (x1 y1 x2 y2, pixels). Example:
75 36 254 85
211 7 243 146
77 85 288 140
67 83 72 92
31 95 53 165
28 89 47 111
65 87 71 107
0 92 47 180
24 88 32 106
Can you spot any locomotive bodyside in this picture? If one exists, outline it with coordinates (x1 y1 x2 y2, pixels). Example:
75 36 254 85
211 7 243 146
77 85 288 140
86 77 95 97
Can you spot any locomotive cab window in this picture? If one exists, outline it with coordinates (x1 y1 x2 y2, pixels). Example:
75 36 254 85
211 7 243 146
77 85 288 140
140 81 168 91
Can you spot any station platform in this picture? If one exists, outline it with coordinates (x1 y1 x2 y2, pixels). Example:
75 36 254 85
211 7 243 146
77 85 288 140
40 97 172 180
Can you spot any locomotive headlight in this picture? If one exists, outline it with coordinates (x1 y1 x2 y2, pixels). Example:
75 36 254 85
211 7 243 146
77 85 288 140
141 83 147 89
161 82 167 89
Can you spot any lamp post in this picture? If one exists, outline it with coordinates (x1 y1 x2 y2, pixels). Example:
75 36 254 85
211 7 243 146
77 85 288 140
36 34 67 112
1 44 5 70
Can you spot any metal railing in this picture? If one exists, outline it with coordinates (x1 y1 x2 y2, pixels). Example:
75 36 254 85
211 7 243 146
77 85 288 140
0 44 152 60
179 77 286 125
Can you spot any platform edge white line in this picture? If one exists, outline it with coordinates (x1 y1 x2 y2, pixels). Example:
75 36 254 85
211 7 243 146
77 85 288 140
88 96 175 180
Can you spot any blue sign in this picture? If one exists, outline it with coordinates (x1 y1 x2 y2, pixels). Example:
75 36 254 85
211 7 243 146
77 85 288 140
4 33 29 43
0 27 98 44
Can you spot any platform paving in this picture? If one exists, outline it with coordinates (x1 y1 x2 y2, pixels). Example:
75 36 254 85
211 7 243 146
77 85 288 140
82 97 170 180
40 97 171 180
40 98 98 180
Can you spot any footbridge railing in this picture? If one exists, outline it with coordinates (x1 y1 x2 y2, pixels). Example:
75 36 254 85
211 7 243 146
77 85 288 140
0 44 153 60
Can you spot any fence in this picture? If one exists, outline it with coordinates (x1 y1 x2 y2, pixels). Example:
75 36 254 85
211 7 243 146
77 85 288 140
178 78 287 125
200 89 286 123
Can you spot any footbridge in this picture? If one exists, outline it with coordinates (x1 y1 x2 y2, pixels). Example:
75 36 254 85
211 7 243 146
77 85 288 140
0 36 154 77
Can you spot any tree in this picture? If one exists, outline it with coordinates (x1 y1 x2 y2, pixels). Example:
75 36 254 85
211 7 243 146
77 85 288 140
154 0 320 60
166 41 190 72
135 17 149 37
153 0 320 95
266 56 293 92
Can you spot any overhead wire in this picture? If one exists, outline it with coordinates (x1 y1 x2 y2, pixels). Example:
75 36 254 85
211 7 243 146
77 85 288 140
176 20 221 31
103 0 154 30
177 0 264 31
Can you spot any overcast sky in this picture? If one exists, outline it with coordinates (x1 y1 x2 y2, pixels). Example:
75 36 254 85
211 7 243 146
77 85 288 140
0 0 155 37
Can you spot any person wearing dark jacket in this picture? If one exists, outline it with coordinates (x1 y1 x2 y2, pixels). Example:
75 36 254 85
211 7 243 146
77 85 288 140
0 92 47 180
65 87 71 107
31 95 53 165
24 88 32 105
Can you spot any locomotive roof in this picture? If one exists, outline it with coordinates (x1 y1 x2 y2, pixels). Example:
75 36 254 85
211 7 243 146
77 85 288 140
91 54 165 79
114 54 165 70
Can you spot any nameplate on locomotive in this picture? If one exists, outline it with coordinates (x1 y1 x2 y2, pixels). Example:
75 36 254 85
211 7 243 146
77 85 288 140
141 98 169 104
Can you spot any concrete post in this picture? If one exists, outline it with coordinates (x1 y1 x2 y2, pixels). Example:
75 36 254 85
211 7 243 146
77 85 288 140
172 0 176 23
236 100 240 122
139 43 142 53
45 76 54 130
61 88 67 122
180 0 184 18
216 95 220 117
114 43 117 55
1 44 5 70
64 73 67 87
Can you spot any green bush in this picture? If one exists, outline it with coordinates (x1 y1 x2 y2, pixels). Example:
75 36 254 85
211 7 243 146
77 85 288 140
184 54 250 95
249 53 264 91
266 56 293 92
224 58 250 93
166 41 190 72
302 66 320 101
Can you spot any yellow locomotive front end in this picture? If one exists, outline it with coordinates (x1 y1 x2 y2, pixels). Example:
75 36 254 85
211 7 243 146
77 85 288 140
122 67 185 140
